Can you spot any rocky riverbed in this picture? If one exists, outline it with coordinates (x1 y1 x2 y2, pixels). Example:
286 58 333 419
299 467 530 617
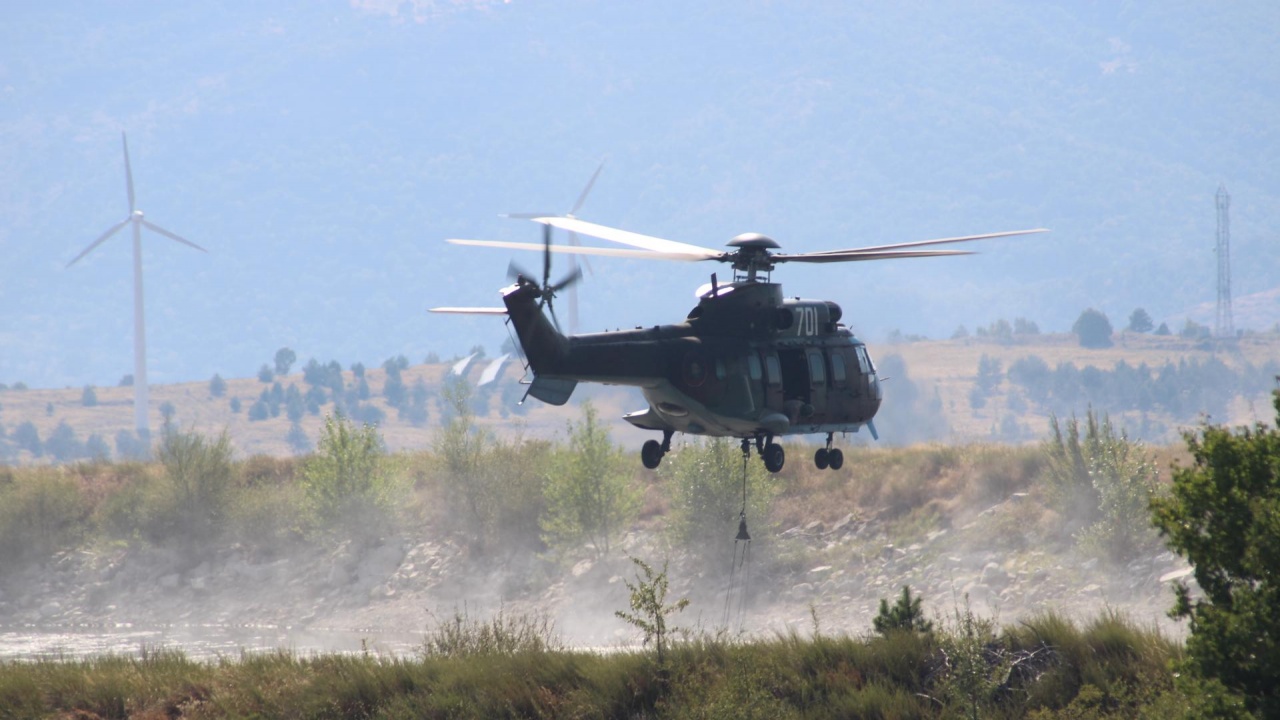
0 492 1195 660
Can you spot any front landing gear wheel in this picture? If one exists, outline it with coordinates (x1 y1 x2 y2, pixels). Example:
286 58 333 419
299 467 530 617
814 448 829 470
763 443 785 473
828 448 844 470
641 439 664 469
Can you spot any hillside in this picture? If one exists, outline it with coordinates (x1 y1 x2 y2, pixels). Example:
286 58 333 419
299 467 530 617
1 330 1277 466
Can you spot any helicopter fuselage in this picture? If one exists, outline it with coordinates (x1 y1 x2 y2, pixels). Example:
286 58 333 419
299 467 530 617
503 277 882 442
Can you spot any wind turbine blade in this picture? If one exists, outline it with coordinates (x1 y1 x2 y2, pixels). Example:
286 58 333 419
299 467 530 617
806 228 1049 256
570 160 605 215
448 238 712 261
569 231 594 275
533 217 720 257
66 218 129 267
122 132 136 213
142 220 207 252
451 353 477 376
478 354 510 386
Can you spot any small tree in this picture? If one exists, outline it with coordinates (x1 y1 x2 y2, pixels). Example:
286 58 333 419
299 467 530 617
257 364 274 383
541 402 639 559
274 347 297 376
81 385 98 407
1046 410 1161 562
1150 390 1280 716
615 557 688 667
302 411 402 533
873 585 934 636
1072 308 1114 348
1127 307 1154 333
229 397 242 413
209 374 227 398
975 354 1003 394
157 429 234 548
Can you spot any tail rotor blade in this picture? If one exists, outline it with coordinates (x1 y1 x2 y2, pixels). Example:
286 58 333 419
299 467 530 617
507 259 537 282
66 218 129 268
550 265 583 293
141 220 207 252
122 132 136 214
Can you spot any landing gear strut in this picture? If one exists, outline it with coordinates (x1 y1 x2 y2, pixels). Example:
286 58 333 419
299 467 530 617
814 432 844 471
641 430 674 469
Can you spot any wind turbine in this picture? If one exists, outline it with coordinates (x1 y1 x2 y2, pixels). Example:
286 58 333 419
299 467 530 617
67 132 206 436
503 161 604 333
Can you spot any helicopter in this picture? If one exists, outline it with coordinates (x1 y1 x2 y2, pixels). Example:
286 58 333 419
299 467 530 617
433 216 1046 473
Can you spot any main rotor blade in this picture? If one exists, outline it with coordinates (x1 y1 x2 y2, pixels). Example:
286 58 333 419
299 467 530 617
808 228 1049 256
533 217 720 257
501 212 559 219
122 132 136 214
141 220 207 252
570 160 605 215
66 218 130 267
429 306 508 315
779 249 975 264
448 238 713 262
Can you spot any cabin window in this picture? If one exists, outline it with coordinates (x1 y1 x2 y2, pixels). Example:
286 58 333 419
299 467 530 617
747 354 762 381
765 354 782 386
830 352 847 384
856 346 871 374
808 351 826 386
715 359 726 381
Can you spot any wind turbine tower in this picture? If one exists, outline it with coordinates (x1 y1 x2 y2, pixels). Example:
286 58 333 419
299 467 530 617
1215 183 1234 338
67 132 207 436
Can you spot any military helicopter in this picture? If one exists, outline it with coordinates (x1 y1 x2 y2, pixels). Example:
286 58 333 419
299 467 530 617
433 216 1045 473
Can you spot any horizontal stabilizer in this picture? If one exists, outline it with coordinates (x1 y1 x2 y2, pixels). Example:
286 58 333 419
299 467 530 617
526 376 577 406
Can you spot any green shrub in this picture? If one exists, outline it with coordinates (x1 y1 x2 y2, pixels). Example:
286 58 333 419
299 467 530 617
660 437 777 560
422 607 562 658
0 468 88 573
156 429 234 548
301 412 404 535
1045 410 1161 562
541 402 639 560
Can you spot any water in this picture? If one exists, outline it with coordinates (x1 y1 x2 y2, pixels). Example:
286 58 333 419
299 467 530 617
0 622 422 661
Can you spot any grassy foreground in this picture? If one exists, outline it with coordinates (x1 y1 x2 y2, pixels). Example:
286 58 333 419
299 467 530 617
0 609 1190 719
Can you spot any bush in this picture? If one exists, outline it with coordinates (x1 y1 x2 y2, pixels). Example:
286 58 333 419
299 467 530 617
660 437 777 561
257 364 274 383
301 412 403 534
209 374 227 398
1044 410 1161 562
541 402 639 560
81 385 98 407
157 429 234 548
0 468 88 573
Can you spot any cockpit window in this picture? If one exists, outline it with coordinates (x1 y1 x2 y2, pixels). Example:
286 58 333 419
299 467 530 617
856 346 874 374
747 354 762 381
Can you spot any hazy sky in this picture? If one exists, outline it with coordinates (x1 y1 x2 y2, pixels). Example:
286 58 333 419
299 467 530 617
2 1 1277 388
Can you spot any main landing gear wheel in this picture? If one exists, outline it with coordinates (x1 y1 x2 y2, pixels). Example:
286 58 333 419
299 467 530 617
827 448 844 470
815 433 844 470
641 440 664 469
763 443 785 473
